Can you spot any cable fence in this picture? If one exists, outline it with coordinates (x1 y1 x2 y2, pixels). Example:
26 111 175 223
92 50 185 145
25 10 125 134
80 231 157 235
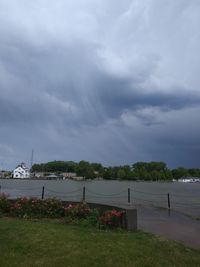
0 184 199 215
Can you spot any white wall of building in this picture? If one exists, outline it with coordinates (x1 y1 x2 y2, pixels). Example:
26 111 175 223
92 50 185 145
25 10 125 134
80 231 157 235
13 163 30 178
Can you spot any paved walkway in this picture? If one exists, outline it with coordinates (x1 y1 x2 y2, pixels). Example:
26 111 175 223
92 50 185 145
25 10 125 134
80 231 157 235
137 205 200 249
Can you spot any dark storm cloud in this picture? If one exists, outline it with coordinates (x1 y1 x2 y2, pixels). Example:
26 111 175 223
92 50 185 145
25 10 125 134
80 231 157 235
0 0 200 169
1 37 199 128
96 73 200 118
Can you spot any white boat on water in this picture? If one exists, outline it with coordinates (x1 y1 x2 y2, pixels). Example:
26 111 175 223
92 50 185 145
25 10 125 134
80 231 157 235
177 177 200 183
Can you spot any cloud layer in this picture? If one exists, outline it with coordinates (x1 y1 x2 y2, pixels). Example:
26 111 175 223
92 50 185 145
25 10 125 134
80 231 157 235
0 0 200 169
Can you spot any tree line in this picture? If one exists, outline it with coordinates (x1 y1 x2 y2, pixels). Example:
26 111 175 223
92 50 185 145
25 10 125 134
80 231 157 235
31 161 200 181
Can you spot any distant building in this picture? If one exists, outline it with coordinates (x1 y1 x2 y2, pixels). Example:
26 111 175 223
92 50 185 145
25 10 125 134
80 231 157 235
13 163 30 179
46 174 59 180
178 177 200 183
0 170 11 178
34 172 45 178
62 172 77 179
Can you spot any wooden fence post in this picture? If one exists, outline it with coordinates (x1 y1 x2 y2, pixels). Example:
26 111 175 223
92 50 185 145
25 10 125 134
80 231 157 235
83 186 85 201
42 186 45 200
128 188 131 204
167 193 171 209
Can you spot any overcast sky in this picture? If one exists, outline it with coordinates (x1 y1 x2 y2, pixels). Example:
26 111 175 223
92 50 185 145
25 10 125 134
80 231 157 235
0 0 200 170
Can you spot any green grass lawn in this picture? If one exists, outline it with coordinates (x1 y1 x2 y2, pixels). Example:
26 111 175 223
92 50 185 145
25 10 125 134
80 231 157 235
0 218 199 267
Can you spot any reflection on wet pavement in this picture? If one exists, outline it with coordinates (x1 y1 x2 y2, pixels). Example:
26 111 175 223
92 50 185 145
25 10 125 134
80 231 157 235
137 205 200 249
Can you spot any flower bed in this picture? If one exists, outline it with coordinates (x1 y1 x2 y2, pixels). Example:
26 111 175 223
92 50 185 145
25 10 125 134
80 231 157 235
0 193 125 229
10 197 64 218
99 209 125 229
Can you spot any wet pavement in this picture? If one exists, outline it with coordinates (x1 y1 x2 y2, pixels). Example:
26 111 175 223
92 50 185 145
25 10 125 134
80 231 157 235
137 205 200 249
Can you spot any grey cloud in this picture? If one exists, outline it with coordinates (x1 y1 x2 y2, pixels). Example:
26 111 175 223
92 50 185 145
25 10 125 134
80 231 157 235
0 0 200 169
96 72 200 118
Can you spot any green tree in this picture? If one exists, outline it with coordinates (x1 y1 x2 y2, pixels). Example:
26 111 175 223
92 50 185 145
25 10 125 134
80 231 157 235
172 168 189 179
117 169 126 179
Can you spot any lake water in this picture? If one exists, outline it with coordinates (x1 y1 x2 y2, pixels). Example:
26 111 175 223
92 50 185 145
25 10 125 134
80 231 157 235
0 179 200 217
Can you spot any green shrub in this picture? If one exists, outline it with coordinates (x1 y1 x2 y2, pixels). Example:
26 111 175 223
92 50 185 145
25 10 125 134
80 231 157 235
0 193 11 214
0 195 126 230
10 197 64 218
64 202 91 219
10 197 33 218
87 208 99 227
42 198 64 218
99 209 125 229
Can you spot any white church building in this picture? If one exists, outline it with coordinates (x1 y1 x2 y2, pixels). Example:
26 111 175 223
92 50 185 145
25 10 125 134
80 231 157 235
13 163 30 179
